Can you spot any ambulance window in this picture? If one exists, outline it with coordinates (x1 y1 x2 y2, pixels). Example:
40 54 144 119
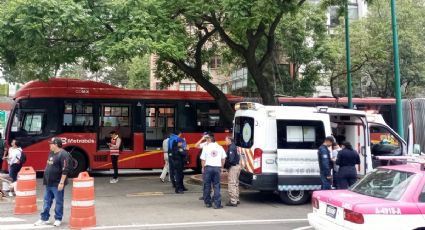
277 120 325 149
234 116 254 148
370 125 402 156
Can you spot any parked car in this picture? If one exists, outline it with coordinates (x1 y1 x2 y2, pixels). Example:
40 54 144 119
308 160 425 230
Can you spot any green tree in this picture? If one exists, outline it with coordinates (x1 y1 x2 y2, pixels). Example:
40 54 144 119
326 0 425 98
126 56 150 89
201 0 311 105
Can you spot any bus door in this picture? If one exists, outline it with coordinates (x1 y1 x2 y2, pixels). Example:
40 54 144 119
145 106 175 149
98 104 135 168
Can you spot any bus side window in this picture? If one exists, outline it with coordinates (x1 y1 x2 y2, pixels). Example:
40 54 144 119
22 113 44 135
196 103 223 132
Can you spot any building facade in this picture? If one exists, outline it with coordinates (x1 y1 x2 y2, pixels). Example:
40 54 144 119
149 54 231 93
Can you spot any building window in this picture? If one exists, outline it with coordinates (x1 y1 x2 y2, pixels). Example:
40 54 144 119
329 1 359 28
179 83 197 91
209 56 222 69
155 82 165 90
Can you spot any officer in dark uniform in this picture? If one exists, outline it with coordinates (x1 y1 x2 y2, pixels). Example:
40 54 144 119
336 141 360 189
317 136 335 190
172 137 188 194
168 130 182 188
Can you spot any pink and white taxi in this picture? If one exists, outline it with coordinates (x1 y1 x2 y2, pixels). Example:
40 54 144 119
308 162 425 230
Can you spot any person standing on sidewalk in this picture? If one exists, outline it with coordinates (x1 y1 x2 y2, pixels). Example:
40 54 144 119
34 137 72 227
0 133 5 172
317 136 335 190
168 130 183 188
6 139 23 196
195 132 211 201
160 134 170 183
108 131 122 184
224 136 241 207
201 133 227 209
173 138 188 194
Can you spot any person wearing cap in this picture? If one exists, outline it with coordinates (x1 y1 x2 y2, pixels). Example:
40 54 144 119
108 131 122 184
201 133 227 209
195 132 211 201
317 136 335 190
35 137 72 227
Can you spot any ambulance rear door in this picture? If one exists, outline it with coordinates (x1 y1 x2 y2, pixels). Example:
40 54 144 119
276 112 331 204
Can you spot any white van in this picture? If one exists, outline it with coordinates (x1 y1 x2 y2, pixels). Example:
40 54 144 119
234 102 410 205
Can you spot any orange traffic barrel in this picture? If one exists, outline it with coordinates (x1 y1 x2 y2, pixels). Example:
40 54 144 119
69 172 96 229
15 167 37 214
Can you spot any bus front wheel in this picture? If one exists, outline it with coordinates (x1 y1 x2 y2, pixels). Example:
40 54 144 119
69 150 88 178
279 190 310 205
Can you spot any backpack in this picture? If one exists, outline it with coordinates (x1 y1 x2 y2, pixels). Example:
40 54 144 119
64 150 78 177
19 150 27 165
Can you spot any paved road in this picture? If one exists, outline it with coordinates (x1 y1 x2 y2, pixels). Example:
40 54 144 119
0 170 312 230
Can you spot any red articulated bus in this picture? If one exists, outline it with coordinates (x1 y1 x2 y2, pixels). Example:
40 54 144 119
4 78 241 175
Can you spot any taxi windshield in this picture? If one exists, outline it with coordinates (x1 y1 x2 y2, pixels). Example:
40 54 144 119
350 168 415 201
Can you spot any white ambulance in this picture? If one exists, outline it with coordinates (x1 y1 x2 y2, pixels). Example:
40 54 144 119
234 102 410 205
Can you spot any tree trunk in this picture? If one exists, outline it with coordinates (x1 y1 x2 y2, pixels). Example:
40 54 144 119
246 59 277 105
192 72 235 127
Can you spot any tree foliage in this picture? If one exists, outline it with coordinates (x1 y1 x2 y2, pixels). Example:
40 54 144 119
326 0 425 98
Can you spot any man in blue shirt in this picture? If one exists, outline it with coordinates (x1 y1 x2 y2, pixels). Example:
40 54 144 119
167 131 183 188
317 136 335 190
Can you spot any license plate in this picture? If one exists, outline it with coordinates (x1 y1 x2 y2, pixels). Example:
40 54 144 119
326 205 337 218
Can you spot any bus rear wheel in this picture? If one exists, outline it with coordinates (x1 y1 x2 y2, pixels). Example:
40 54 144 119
279 190 310 205
69 150 88 178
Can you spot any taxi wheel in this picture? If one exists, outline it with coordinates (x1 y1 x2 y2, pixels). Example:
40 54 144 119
279 190 310 205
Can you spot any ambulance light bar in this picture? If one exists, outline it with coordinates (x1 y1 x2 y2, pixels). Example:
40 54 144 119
317 106 329 113
235 102 260 111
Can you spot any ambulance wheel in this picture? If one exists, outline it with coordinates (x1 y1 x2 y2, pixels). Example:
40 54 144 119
279 190 310 205
67 149 88 178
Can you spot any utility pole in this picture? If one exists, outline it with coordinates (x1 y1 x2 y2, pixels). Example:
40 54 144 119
390 0 404 138
345 0 353 109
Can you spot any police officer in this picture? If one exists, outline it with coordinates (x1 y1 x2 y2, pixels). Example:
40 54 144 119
336 141 360 189
173 137 188 194
168 130 183 188
317 136 335 190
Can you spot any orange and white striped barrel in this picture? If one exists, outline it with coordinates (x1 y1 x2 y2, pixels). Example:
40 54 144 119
15 167 37 214
69 172 96 229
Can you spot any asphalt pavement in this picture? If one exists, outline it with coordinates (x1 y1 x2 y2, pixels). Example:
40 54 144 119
0 170 312 230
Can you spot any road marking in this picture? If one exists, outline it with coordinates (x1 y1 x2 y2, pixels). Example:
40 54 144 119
292 226 313 230
0 217 25 222
126 192 164 197
84 218 308 229
0 224 54 230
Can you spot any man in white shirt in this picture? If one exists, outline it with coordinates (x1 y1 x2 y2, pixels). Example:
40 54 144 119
160 136 170 183
200 133 226 209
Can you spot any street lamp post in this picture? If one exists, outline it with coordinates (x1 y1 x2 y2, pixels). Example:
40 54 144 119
345 0 353 109
390 0 404 138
